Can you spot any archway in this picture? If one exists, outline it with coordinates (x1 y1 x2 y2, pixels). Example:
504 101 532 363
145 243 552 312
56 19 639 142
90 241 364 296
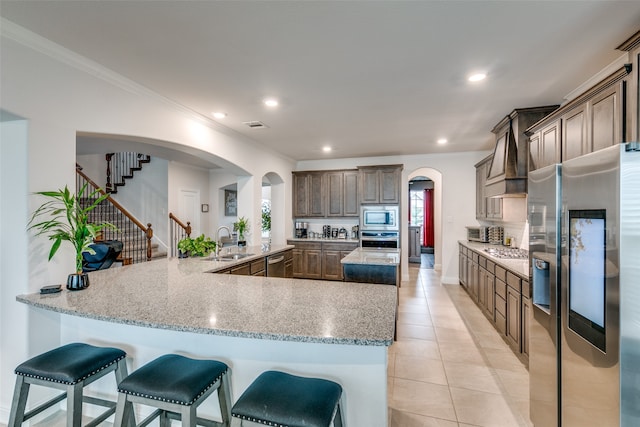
408 167 443 271
261 172 285 245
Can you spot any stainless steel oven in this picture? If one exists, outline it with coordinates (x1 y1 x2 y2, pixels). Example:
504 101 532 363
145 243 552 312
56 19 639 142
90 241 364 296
360 231 399 249
360 205 399 232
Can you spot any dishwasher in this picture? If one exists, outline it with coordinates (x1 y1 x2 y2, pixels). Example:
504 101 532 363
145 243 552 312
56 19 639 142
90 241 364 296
266 253 286 277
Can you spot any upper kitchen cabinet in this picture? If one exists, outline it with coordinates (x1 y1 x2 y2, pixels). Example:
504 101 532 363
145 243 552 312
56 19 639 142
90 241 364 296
486 106 559 198
527 64 631 171
293 171 325 217
358 165 403 204
293 169 359 218
327 170 359 217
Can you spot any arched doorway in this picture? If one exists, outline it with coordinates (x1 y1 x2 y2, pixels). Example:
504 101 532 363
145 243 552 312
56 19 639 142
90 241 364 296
408 168 442 271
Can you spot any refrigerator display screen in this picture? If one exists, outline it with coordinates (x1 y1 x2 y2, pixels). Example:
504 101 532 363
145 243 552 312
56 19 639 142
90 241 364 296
568 209 606 352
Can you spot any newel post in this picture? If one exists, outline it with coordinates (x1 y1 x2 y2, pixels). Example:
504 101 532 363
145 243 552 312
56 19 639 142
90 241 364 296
146 223 153 261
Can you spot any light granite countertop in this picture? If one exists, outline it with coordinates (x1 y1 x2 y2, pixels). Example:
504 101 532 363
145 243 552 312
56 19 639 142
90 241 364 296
459 240 529 278
341 248 400 266
17 245 397 346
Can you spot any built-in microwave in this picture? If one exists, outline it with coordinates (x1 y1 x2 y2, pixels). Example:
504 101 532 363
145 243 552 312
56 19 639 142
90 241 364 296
360 205 399 231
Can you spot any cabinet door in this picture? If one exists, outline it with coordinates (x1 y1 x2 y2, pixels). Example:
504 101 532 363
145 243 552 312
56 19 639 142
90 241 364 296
475 161 487 219
522 296 531 358
379 168 400 204
231 263 251 276
591 83 622 153
563 105 588 161
529 132 541 172
487 197 503 219
540 121 561 168
486 270 495 322
326 172 344 217
478 267 487 310
322 250 343 280
293 173 310 217
304 249 323 279
343 171 359 216
308 173 325 217
506 285 521 352
359 169 379 204
292 248 306 278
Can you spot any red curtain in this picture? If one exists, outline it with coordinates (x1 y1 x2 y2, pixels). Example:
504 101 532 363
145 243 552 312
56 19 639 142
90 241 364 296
423 189 434 247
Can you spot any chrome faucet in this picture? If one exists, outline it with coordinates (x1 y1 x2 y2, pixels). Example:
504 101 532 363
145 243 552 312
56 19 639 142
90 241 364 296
216 226 232 255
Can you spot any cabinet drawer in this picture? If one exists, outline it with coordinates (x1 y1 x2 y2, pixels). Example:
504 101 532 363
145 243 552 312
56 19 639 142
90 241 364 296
495 265 506 282
495 294 507 317
250 259 265 275
479 256 486 270
485 260 495 274
522 279 531 298
506 271 521 291
496 279 507 300
472 252 479 263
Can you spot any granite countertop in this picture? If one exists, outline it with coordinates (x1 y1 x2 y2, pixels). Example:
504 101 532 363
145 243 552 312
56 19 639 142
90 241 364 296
459 240 529 278
341 248 400 266
17 246 397 346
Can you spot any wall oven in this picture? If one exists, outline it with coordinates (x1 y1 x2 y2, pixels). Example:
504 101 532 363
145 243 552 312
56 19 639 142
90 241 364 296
360 231 399 249
360 205 399 232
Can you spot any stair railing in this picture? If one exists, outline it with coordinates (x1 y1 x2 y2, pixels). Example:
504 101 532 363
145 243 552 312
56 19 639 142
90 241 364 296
169 213 192 257
105 152 151 194
76 165 153 264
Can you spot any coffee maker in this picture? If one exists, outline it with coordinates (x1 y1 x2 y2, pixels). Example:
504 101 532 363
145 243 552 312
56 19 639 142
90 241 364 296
295 222 308 238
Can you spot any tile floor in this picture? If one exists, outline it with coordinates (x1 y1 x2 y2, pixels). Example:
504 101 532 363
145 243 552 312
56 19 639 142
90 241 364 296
388 262 533 427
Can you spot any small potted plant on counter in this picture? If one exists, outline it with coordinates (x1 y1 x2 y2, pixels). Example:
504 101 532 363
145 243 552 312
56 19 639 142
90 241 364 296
177 234 217 257
233 216 249 248
28 184 115 290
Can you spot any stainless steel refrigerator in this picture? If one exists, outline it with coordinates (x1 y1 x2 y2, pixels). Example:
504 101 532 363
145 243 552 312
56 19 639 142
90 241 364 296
528 163 562 427
530 142 640 426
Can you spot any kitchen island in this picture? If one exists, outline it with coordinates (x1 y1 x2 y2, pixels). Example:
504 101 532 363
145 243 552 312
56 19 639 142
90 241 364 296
342 247 401 286
16 245 396 426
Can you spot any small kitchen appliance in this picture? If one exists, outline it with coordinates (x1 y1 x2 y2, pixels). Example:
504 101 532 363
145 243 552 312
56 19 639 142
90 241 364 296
360 205 399 232
294 222 308 238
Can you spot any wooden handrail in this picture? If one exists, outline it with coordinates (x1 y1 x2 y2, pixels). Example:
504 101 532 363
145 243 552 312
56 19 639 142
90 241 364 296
77 167 150 233
76 165 153 261
169 212 192 236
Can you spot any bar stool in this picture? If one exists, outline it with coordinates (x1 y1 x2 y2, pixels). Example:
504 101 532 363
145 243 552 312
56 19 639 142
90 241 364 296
231 371 344 427
8 342 128 427
113 354 232 427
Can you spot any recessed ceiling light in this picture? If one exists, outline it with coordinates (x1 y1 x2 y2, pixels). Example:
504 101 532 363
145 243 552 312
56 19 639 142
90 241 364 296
264 98 279 107
212 112 227 119
322 146 332 152
468 73 486 82
437 138 448 144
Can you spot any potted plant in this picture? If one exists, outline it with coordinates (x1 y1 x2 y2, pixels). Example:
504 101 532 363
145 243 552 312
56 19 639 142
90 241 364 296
177 234 217 257
233 216 249 247
28 184 116 290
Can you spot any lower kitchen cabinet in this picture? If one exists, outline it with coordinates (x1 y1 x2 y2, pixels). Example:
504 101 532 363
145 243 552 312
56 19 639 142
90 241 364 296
289 240 358 280
459 243 529 364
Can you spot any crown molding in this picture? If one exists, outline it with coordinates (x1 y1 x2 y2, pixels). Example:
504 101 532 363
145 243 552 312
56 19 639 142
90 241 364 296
562 52 629 105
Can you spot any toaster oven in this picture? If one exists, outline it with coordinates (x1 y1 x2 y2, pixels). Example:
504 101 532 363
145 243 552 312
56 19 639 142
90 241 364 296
466 226 489 243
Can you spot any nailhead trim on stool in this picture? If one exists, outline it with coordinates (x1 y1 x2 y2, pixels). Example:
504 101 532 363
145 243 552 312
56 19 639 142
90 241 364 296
8 342 128 427
114 354 232 427
231 371 344 427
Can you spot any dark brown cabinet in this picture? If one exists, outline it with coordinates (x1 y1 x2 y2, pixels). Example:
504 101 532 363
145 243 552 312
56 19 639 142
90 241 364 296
293 172 325 217
293 170 359 218
326 170 359 217
358 165 402 204
528 65 630 171
288 240 357 280
475 156 503 220
459 245 528 363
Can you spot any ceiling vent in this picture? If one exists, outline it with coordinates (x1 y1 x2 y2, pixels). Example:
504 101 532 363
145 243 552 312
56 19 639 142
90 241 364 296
242 121 269 129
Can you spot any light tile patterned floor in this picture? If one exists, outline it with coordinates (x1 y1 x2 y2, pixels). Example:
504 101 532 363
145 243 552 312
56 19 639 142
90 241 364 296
388 264 533 427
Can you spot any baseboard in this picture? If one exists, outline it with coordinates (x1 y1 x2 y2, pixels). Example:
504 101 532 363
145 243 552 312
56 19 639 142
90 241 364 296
440 275 459 285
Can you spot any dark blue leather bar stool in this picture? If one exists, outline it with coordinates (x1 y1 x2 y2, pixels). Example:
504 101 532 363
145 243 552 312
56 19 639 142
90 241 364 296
231 371 344 427
8 342 128 427
113 354 232 427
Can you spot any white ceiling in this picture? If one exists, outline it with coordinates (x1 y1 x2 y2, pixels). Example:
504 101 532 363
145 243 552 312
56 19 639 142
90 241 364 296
2 1 640 163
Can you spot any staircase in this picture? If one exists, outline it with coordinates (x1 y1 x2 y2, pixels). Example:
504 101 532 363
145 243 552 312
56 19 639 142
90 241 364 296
77 156 167 265
105 152 151 194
